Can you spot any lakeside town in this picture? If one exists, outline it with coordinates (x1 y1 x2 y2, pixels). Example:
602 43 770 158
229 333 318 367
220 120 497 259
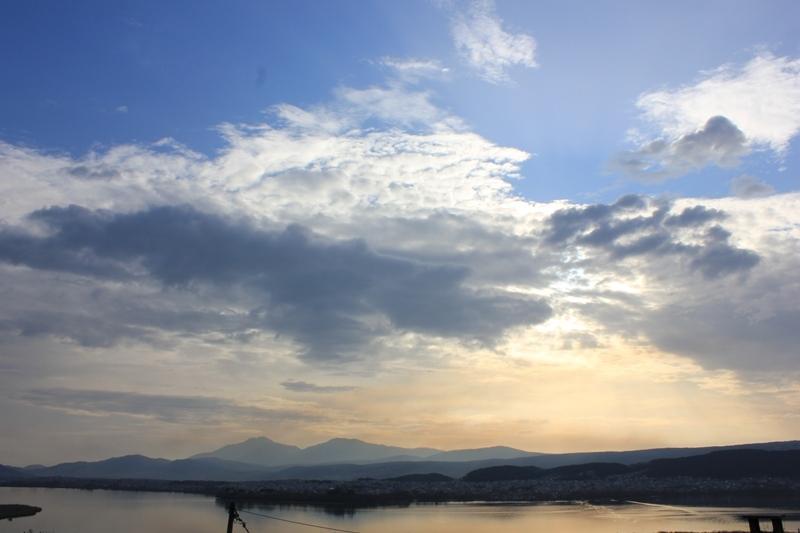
5 474 800 508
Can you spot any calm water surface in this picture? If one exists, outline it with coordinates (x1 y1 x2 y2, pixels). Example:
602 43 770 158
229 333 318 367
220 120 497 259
2 487 799 533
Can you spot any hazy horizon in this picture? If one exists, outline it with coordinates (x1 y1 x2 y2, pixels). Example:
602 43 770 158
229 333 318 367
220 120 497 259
2 0 800 466
21 434 800 467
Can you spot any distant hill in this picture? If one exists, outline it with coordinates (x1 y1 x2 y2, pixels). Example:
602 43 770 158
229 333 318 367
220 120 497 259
494 440 800 469
25 455 272 481
540 462 630 480
464 465 543 482
0 464 30 480
259 459 511 480
463 449 800 482
191 437 800 473
641 449 800 479
191 437 301 467
297 438 440 465
386 473 453 482
254 440 800 480
426 446 537 462
464 462 631 482
192 436 441 467
8 439 800 483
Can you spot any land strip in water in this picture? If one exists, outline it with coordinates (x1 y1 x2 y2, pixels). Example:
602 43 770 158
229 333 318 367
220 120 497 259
3 475 800 508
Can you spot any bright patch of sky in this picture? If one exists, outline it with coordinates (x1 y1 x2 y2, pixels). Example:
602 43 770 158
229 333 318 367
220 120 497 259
2 1 798 202
2 0 800 463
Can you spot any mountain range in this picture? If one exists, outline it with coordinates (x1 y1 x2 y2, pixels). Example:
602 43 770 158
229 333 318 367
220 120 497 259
2 437 800 482
190 436 449 466
464 449 800 481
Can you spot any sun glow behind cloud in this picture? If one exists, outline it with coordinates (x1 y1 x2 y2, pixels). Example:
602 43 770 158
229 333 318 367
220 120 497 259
1 5 800 464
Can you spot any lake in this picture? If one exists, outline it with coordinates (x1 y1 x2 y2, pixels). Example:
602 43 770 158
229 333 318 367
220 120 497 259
2 486 799 533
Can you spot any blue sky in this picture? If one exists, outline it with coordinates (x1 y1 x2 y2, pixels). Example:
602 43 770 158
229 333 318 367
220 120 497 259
3 0 798 202
1 1 800 463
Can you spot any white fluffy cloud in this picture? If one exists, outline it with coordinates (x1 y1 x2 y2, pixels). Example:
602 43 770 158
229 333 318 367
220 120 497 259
450 0 537 83
617 53 800 180
638 53 800 152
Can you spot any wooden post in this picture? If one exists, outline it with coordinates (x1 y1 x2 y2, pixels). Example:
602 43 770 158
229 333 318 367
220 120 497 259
226 502 236 533
747 517 761 533
771 517 784 533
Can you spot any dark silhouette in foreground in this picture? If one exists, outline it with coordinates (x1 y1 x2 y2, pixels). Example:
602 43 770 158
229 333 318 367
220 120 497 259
0 504 42 520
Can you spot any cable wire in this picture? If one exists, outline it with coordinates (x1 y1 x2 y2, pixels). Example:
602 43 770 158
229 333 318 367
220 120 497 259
238 508 361 533
234 513 251 533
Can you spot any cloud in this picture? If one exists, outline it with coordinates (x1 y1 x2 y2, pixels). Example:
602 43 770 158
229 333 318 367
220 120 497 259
0 81 530 228
637 53 800 153
0 75 797 384
281 380 356 394
730 175 775 198
0 205 552 360
0 310 156 348
543 195 759 279
21 388 316 424
115 105 128 114
643 299 800 372
616 53 800 180
2 51 800 463
379 57 450 83
613 116 749 181
450 0 537 83
335 85 458 129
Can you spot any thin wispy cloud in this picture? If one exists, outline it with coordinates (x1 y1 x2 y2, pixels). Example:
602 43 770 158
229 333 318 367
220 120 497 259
729 175 775 198
450 0 537 83
281 380 356 393
379 57 450 83
22 388 318 424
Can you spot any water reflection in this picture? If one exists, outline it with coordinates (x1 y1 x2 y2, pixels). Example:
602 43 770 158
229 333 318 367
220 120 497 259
2 487 800 533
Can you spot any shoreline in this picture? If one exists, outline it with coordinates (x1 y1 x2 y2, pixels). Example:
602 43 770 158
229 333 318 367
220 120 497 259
3 476 800 510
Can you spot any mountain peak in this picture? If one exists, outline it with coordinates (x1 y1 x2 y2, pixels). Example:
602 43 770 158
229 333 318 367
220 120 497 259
190 436 302 467
192 436 441 467
243 436 278 444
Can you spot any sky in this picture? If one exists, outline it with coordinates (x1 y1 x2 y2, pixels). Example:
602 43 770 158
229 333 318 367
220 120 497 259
1 0 799 465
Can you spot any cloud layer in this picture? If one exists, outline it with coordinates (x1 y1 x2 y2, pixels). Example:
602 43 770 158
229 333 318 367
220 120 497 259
1 69 799 464
0 204 551 361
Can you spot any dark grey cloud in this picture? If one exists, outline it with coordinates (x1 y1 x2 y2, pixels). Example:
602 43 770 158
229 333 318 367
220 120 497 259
0 205 551 360
688 226 760 278
281 380 356 393
66 164 121 181
0 311 155 348
357 212 544 286
613 116 749 181
21 388 317 424
0 302 259 349
730 174 775 198
543 196 759 279
643 303 800 371
663 205 726 227
544 194 649 245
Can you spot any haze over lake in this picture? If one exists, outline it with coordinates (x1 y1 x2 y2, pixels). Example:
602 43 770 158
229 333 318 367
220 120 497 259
4 487 800 533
